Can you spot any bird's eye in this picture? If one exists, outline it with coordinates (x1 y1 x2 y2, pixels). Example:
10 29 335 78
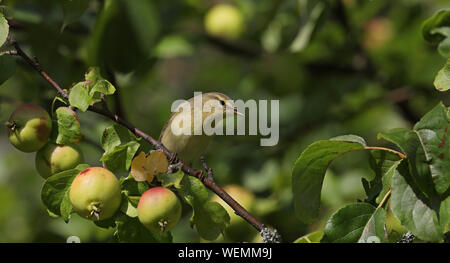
219 100 225 106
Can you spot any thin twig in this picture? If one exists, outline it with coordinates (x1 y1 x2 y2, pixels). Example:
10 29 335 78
10 39 278 240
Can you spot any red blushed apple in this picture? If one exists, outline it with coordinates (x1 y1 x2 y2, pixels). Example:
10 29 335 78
137 187 182 233
69 167 122 221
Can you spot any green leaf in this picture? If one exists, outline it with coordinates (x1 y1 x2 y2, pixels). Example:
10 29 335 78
0 54 15 85
422 10 450 44
61 0 89 31
431 27 450 57
434 59 450 92
100 124 140 174
115 214 172 243
0 13 8 47
412 102 450 194
178 176 210 205
156 169 185 189
363 150 402 204
440 196 450 232
322 203 386 243
52 107 82 144
101 124 136 153
120 193 138 218
41 164 90 218
293 231 324 243
292 135 366 223
195 201 230 241
101 141 140 174
60 191 72 223
68 82 91 112
378 128 437 197
120 175 149 196
178 176 230 240
391 170 443 242
90 79 115 96
358 207 387 243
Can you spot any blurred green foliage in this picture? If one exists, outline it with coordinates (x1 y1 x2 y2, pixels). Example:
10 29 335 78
0 0 449 242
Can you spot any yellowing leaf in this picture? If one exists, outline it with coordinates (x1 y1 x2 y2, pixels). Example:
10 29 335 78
130 151 169 183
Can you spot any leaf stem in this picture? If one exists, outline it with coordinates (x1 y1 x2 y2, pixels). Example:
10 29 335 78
364 146 406 159
377 189 391 209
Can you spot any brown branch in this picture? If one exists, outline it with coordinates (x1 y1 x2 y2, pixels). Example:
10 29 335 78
10 39 280 242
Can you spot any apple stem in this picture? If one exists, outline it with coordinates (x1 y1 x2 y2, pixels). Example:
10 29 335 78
158 220 168 232
5 121 16 131
90 205 101 220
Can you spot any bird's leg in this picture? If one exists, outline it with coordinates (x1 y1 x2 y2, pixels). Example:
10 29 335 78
200 156 215 183
166 152 183 174
169 152 179 164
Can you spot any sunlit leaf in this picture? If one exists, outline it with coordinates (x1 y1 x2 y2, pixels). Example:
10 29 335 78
292 135 366 223
68 82 91 112
434 59 450 92
52 106 82 144
157 169 184 189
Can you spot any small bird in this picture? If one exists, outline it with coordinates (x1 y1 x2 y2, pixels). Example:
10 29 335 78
159 92 242 163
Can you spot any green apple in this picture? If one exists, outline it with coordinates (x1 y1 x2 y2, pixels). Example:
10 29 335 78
138 187 182 233
204 4 244 40
35 143 84 179
69 167 122 221
7 104 52 152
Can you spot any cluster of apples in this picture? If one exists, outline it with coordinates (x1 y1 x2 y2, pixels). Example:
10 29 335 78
6 104 181 233
7 104 84 178
69 166 181 234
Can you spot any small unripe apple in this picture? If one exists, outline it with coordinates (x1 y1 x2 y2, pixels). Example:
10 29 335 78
138 187 182 233
35 143 84 179
7 104 52 152
69 167 122 221
204 4 244 40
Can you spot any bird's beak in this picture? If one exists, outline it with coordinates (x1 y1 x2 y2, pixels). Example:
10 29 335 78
233 107 244 117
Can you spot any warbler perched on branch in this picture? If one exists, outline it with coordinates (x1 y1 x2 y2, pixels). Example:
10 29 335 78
159 92 242 163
